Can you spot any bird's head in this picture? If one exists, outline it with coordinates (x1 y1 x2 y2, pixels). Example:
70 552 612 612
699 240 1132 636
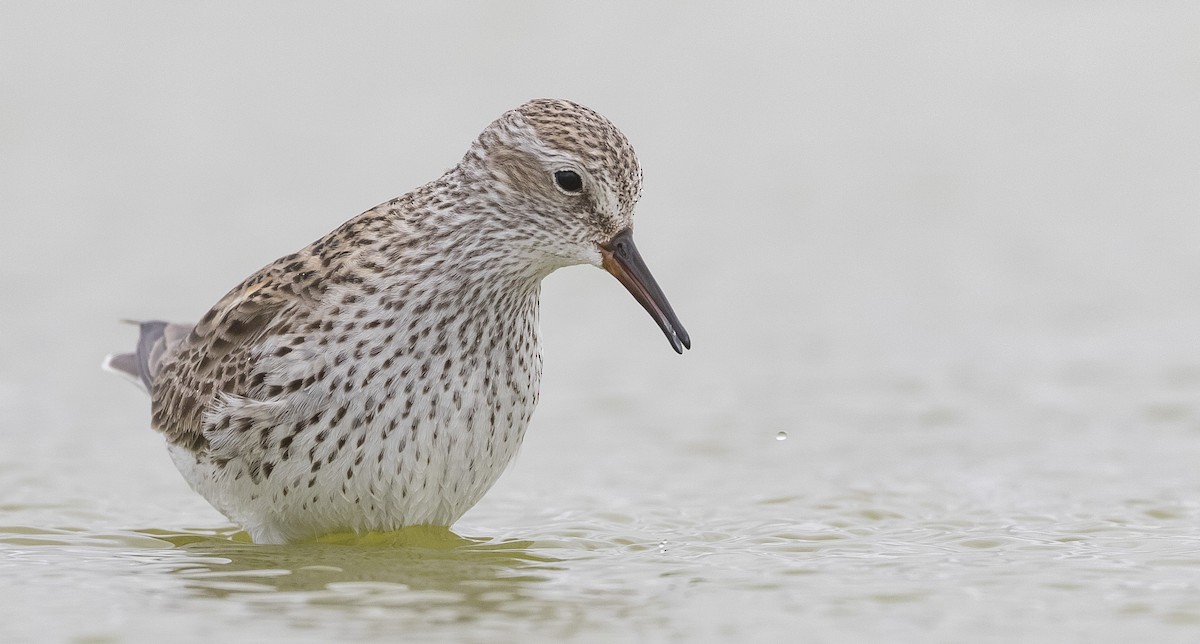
461 98 690 354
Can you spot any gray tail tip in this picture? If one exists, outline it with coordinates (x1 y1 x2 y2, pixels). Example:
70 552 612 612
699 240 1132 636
103 352 147 392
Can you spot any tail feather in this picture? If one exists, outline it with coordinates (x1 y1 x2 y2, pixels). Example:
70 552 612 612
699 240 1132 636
102 351 144 389
103 320 194 393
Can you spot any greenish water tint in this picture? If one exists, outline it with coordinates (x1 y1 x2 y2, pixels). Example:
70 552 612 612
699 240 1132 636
3 485 1200 641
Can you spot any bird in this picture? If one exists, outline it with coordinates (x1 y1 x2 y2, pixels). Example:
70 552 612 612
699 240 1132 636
103 98 690 544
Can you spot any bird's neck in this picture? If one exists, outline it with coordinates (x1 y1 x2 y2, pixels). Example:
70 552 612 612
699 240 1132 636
331 204 544 340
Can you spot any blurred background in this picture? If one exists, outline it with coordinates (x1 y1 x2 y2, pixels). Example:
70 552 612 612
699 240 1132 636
2 2 1199 642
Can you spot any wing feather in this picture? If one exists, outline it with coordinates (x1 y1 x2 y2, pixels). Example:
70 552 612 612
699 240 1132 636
150 258 322 452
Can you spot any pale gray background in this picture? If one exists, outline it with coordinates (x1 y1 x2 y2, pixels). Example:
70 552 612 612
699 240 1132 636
2 2 1199 643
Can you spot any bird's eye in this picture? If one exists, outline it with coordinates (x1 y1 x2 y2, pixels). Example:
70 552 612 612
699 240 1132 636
553 170 584 194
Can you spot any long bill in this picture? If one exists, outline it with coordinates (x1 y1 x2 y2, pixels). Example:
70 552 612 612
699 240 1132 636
599 228 691 354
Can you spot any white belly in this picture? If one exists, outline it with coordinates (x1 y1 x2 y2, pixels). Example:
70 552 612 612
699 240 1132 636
168 344 540 544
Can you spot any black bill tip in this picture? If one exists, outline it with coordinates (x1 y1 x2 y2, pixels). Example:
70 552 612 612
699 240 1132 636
599 228 690 354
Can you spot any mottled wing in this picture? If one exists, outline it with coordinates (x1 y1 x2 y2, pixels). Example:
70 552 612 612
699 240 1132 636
150 258 324 452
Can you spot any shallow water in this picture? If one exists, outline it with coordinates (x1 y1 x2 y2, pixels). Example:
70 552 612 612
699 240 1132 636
3 2 1200 642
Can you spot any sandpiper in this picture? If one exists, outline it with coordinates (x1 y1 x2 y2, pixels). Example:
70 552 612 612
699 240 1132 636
104 99 690 544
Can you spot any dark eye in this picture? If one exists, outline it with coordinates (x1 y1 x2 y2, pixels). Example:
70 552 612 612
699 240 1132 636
553 170 583 193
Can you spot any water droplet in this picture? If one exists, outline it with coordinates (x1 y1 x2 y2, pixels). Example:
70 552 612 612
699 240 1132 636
775 431 788 441
658 540 668 553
